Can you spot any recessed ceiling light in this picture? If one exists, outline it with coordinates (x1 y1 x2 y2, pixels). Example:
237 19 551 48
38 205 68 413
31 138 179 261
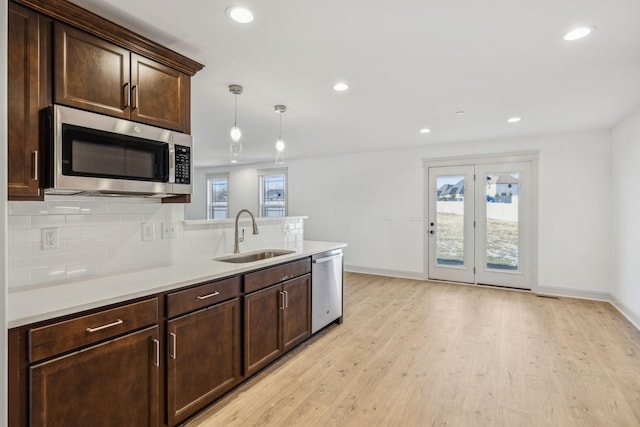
419 128 431 134
507 117 522 123
230 159 238 164
227 7 254 24
564 26 595 41
333 82 349 92
455 111 465 116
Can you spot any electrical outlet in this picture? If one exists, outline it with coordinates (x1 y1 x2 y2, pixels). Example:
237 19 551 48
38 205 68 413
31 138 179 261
163 222 178 239
42 228 59 250
142 223 155 241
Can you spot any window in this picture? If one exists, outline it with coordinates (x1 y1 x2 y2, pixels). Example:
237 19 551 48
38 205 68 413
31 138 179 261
206 174 229 219
259 169 287 217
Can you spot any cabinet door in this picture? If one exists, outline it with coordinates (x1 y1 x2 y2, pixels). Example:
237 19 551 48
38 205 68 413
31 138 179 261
30 326 159 427
282 274 311 352
167 298 242 425
244 284 282 376
54 22 130 118
131 53 188 132
7 3 50 200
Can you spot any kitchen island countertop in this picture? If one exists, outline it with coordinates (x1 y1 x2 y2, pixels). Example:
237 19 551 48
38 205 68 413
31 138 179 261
8 240 346 328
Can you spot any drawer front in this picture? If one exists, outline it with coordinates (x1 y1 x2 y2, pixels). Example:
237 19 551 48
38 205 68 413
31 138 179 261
29 298 158 363
166 276 241 318
244 258 311 294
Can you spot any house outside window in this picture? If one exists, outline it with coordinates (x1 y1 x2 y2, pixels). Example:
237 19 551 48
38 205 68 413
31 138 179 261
258 169 287 217
207 174 229 219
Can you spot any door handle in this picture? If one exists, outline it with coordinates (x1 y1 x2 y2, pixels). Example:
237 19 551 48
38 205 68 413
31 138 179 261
170 332 177 359
32 151 38 181
152 338 160 367
313 254 343 264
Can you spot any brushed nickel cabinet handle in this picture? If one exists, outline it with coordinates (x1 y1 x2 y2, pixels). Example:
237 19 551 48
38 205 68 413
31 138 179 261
123 83 130 108
279 291 285 310
153 338 160 367
85 319 123 333
196 291 220 300
132 85 138 110
284 290 289 309
32 151 38 181
170 332 177 359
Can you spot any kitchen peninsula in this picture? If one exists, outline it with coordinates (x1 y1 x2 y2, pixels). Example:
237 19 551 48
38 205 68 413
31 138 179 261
9 238 346 426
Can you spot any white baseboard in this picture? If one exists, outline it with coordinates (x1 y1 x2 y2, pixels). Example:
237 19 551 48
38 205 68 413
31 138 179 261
344 265 425 281
534 285 611 302
610 298 640 332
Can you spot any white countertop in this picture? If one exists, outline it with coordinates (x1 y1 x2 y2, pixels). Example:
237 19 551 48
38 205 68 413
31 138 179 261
8 240 346 328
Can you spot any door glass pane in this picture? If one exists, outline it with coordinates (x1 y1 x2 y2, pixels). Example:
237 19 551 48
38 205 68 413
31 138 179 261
436 175 465 266
485 173 519 270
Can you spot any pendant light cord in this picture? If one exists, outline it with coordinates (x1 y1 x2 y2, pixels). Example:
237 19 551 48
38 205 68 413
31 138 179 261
234 94 238 127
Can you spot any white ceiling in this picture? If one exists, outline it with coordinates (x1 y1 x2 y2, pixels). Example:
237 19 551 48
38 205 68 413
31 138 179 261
70 0 640 167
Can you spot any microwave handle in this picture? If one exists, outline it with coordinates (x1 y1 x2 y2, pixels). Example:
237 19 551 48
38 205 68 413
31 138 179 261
169 145 175 183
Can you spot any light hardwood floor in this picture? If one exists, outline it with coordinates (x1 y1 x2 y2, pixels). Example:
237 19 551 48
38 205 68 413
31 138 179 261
185 272 640 426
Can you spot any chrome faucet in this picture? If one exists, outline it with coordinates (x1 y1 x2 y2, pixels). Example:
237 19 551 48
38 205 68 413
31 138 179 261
234 209 259 253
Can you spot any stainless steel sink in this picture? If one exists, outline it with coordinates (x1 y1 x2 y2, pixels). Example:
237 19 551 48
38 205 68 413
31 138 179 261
215 249 295 263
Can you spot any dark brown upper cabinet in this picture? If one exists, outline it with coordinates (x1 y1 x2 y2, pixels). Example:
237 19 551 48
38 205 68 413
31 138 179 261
7 2 51 200
54 23 189 132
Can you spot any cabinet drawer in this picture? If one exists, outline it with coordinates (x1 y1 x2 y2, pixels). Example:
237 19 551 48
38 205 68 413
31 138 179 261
29 298 158 363
166 276 241 318
244 258 311 294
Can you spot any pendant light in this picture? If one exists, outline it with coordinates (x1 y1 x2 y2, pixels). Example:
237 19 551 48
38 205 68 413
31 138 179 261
229 84 243 156
274 105 286 164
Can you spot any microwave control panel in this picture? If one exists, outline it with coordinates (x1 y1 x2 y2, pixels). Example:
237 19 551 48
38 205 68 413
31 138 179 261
174 145 191 184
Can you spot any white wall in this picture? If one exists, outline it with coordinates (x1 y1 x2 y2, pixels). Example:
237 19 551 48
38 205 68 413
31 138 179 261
288 130 612 294
187 163 276 220
1 1 9 424
611 107 640 327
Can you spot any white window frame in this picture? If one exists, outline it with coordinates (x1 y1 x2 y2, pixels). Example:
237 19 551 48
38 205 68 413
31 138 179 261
258 168 288 217
206 173 230 220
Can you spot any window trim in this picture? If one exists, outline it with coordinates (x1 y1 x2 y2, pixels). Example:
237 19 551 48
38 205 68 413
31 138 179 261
257 168 288 218
206 173 230 220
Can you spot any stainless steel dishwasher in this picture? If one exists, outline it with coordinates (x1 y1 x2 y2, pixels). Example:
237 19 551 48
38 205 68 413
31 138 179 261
311 248 344 333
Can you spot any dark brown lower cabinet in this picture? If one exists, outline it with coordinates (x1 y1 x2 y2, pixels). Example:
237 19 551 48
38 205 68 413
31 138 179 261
282 275 312 352
244 274 311 376
9 259 319 427
166 298 242 425
244 284 283 376
30 326 160 427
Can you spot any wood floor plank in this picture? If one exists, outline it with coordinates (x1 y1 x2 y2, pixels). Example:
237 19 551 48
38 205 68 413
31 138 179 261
185 273 640 427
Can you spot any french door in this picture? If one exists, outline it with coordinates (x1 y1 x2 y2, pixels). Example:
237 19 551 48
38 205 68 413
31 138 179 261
426 159 535 289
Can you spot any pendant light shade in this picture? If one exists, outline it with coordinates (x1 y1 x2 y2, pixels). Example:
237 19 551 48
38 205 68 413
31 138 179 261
229 84 243 155
230 126 242 142
274 105 286 164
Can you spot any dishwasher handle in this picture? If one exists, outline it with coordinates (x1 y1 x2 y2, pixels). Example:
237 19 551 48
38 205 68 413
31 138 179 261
313 253 343 264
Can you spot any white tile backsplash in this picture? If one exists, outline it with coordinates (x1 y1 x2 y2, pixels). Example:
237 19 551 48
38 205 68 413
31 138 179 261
8 197 305 289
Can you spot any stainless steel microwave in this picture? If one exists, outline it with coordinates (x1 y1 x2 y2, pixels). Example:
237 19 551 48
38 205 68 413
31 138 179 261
44 105 192 198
